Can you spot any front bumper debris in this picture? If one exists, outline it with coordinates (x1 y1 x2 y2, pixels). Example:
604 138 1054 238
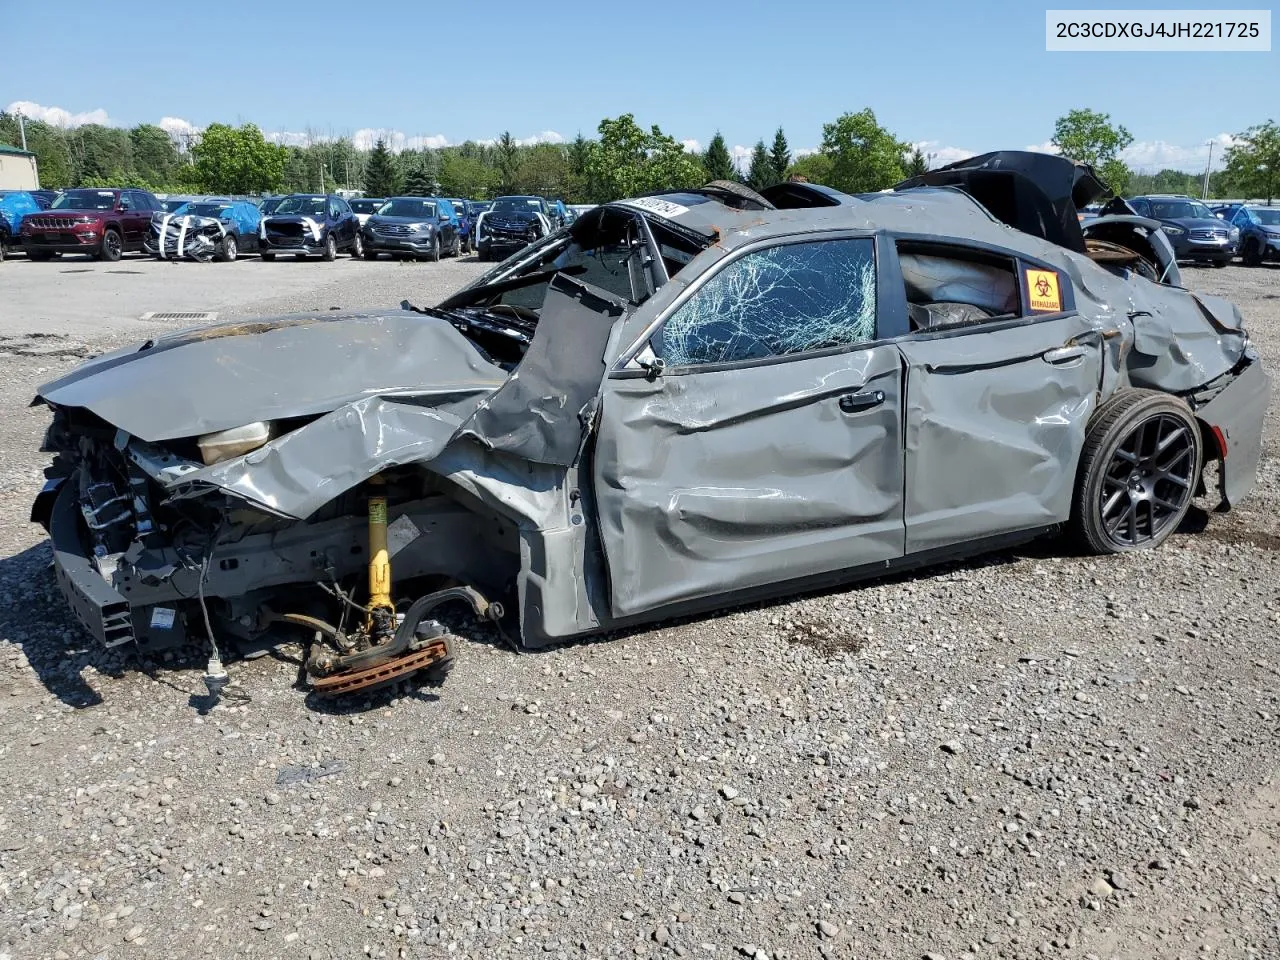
44 478 134 647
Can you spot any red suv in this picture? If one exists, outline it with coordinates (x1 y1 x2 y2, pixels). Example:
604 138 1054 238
22 188 159 261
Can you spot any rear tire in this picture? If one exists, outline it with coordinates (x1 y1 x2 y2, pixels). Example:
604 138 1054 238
430 235 440 263
28 249 54 261
363 248 378 261
1212 259 1228 268
99 229 123 262
322 234 337 261
1242 239 1263 267
261 252 275 262
351 232 364 258
451 233 461 257
1071 389 1202 554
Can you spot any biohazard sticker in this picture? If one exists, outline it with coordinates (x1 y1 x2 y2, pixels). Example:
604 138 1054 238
1026 269 1062 312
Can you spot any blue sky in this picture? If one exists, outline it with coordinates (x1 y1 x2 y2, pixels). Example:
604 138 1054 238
3 0 1274 171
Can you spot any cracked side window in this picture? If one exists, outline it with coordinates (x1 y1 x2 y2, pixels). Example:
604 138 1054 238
656 238 877 367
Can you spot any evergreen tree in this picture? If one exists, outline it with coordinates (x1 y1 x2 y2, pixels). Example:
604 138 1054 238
496 131 520 194
746 141 774 191
904 147 931 178
364 138 401 197
702 132 736 181
567 133 592 203
768 127 791 184
403 161 434 196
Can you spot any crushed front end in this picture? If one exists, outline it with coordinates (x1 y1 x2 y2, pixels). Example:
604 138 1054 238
145 214 225 261
261 216 326 256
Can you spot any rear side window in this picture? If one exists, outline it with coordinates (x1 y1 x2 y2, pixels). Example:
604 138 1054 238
896 242 1023 331
656 238 877 367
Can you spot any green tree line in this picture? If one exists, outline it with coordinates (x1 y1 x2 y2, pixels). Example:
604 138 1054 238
2 108 1276 204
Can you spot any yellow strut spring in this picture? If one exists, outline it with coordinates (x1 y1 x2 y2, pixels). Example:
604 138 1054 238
366 476 393 623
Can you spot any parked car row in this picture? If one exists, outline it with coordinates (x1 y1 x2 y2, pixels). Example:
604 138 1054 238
1077 193 1280 269
2 188 582 265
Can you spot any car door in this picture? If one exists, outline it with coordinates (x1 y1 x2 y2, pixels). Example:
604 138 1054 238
593 234 906 619
1231 207 1257 252
117 191 140 246
887 239 1105 555
326 198 341 244
335 197 356 247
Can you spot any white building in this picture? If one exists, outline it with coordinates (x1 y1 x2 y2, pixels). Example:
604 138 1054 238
0 145 40 189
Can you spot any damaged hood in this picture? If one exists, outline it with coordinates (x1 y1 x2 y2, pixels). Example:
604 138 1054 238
35 310 507 443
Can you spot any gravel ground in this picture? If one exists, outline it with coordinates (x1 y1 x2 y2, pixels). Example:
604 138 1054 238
0 258 1277 960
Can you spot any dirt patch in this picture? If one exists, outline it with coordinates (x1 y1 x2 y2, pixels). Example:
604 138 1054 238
0 334 92 360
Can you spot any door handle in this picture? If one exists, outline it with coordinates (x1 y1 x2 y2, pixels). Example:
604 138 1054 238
1042 345 1087 365
838 390 885 413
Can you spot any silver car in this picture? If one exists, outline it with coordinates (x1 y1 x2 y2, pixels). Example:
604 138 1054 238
32 152 1270 698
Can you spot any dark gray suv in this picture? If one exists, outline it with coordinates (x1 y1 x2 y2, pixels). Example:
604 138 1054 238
1126 195 1238 267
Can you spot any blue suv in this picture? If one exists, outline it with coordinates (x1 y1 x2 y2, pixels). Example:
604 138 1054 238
1231 205 1280 267
1126 195 1238 267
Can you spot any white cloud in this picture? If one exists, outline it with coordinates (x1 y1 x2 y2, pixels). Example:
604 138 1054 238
351 128 450 152
910 140 974 168
265 130 316 147
475 130 566 148
6 100 111 127
681 138 701 154
792 146 819 158
730 144 753 173
1024 140 1060 155
159 116 200 138
1122 132 1238 172
517 129 563 146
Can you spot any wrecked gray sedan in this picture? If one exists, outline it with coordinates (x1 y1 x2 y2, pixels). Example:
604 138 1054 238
31 152 1270 697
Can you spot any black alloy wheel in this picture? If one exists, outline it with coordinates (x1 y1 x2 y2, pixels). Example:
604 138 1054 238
1073 390 1202 554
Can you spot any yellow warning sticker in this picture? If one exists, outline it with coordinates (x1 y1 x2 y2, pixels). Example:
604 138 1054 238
1026 269 1062 312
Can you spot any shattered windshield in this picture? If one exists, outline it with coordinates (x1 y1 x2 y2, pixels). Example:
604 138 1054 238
655 238 877 367
456 206 706 313
378 199 437 218
1150 200 1215 220
52 190 117 211
274 197 327 217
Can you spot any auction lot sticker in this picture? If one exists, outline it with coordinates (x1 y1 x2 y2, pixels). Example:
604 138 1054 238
617 197 691 219
1046 10 1271 51
1026 269 1063 312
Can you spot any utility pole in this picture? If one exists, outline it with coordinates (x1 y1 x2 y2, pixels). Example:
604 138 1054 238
320 161 327 194
17 110 27 151
1201 140 1214 200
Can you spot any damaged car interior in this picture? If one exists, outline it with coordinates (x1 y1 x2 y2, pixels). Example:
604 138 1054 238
31 151 1271 700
